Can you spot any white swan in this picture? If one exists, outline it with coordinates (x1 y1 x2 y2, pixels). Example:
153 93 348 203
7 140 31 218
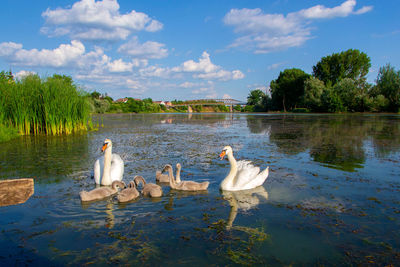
93 139 124 186
219 146 269 191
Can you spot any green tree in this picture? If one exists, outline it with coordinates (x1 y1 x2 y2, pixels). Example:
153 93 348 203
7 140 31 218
247 89 269 111
321 87 345 112
333 78 360 112
375 64 400 112
247 89 265 106
304 77 325 112
91 91 101 99
312 49 371 87
270 68 310 112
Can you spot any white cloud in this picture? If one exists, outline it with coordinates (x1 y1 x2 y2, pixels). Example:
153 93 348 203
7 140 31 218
222 94 231 99
173 52 245 81
118 36 168 59
0 42 23 57
139 65 171 78
107 59 134 72
299 0 372 19
179 82 197 88
14 70 37 80
41 0 163 41
174 52 219 73
267 62 286 70
224 0 373 53
0 40 85 67
232 70 245 80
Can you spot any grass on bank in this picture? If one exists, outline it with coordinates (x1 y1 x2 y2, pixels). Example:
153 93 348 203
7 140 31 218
0 72 91 137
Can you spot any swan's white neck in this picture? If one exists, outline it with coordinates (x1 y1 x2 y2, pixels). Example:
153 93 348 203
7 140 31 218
220 151 238 190
101 146 112 185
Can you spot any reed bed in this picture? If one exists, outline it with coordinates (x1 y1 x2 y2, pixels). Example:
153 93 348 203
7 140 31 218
0 73 90 135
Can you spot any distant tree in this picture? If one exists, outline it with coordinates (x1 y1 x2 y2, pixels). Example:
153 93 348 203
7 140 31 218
91 91 101 99
334 78 360 112
103 96 113 103
304 77 325 112
270 68 310 112
247 89 265 106
321 87 345 112
375 64 400 112
247 89 268 111
312 49 371 87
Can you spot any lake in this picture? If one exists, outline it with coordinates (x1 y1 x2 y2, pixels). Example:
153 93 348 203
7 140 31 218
0 113 399 266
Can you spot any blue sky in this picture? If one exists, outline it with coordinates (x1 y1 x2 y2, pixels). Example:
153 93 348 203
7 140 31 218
0 0 399 101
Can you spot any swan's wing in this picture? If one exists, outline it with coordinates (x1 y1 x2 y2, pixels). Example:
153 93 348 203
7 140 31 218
242 166 269 190
93 156 104 184
235 160 261 188
110 153 124 182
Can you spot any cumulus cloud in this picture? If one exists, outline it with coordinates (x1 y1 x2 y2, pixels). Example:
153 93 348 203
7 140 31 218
179 81 199 88
118 36 168 59
224 0 373 53
139 65 172 78
41 0 163 41
107 59 134 72
0 40 85 67
14 70 37 80
173 52 245 81
0 40 145 77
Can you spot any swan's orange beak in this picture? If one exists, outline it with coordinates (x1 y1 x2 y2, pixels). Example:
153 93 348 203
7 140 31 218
101 143 108 152
219 150 226 160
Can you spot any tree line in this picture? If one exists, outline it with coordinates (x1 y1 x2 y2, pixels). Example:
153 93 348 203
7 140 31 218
247 49 400 113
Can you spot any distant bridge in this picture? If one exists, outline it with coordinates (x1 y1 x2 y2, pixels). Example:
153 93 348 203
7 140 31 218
171 98 246 112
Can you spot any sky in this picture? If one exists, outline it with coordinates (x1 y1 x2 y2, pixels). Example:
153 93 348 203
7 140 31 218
0 0 399 102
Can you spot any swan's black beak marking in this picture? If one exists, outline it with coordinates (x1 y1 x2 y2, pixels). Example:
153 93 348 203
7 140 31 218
101 143 108 152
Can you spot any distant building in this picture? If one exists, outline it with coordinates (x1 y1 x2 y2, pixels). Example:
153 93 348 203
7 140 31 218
165 101 172 107
154 101 166 105
114 98 128 103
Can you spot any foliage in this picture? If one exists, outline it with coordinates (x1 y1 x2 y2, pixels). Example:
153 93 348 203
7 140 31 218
312 49 371 87
0 73 90 135
247 89 265 106
243 105 254 112
247 89 271 112
321 87 345 112
125 98 161 113
215 105 229 112
304 77 325 112
333 78 361 112
270 68 310 112
0 123 19 142
375 64 400 112
91 91 101 99
233 105 242 112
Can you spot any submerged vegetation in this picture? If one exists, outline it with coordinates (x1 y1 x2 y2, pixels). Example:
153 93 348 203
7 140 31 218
0 71 90 137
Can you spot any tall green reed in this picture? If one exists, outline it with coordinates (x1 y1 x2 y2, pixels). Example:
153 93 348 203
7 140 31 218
0 73 91 135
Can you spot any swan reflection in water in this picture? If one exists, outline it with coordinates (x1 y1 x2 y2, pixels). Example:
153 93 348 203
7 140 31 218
81 201 116 229
221 185 269 230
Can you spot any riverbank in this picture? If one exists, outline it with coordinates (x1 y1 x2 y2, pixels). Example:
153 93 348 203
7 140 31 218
0 124 19 142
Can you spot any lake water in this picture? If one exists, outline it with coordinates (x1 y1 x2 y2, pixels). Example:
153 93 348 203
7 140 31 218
1 113 400 266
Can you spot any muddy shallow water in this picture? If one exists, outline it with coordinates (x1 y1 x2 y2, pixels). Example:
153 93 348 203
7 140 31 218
0 113 400 266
